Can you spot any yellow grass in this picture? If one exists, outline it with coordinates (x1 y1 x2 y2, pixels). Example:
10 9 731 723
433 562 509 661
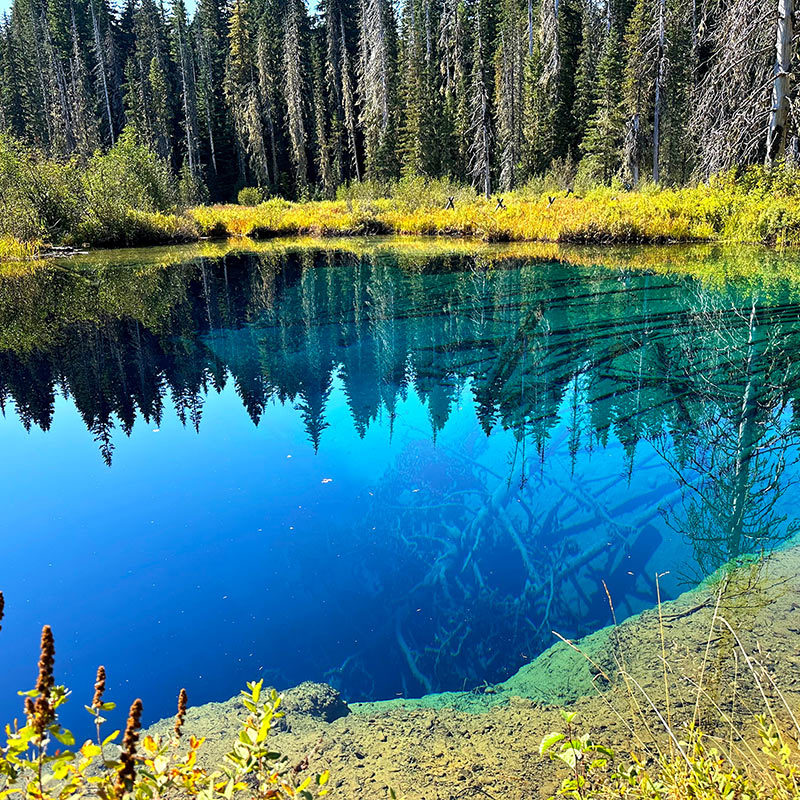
188 181 800 247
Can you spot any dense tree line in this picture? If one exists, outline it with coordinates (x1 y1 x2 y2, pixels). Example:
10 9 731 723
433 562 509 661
0 0 795 201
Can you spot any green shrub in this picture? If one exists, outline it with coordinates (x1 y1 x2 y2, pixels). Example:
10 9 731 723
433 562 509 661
0 134 83 243
83 127 178 223
238 187 265 206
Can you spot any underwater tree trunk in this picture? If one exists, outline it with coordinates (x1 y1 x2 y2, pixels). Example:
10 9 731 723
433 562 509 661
766 0 794 166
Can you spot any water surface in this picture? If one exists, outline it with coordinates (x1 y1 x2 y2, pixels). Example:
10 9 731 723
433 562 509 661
1 240 798 734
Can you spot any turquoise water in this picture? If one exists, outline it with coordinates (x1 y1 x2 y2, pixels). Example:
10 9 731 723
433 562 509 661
0 242 798 734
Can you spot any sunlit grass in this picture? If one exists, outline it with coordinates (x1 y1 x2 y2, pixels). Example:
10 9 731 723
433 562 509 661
188 178 800 248
0 235 42 262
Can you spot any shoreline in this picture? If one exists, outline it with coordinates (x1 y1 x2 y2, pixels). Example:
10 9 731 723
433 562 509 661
6 176 800 263
145 545 800 798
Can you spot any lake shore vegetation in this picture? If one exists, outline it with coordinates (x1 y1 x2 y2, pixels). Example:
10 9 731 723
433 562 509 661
7 135 800 259
5 552 800 799
0 592 330 800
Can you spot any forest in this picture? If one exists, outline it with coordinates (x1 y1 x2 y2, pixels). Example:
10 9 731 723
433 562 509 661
0 0 795 205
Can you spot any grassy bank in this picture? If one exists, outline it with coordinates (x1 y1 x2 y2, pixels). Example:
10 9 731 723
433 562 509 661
5 127 800 261
188 171 800 247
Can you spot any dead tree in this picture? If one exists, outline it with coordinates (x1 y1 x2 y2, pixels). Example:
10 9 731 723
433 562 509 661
765 0 795 166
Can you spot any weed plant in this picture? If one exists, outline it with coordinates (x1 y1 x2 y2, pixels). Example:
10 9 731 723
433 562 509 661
0 592 330 800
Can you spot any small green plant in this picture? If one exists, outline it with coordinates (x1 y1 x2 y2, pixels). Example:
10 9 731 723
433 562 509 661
540 711 616 798
238 187 265 206
0 591 330 800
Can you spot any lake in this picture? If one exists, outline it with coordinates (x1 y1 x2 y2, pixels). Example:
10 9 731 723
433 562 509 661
1 239 798 736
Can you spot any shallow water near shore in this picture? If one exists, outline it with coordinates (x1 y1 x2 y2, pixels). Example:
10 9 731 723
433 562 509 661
1 238 799 736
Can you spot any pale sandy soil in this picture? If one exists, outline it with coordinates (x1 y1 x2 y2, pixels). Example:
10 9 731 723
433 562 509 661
147 545 800 799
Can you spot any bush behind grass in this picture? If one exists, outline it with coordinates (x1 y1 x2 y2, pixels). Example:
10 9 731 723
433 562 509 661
0 129 198 256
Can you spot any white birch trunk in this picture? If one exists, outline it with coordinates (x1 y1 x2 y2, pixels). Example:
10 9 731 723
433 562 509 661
766 0 794 166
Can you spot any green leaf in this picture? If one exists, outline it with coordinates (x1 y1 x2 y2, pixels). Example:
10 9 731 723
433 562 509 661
539 732 565 755
51 727 76 746
100 702 116 711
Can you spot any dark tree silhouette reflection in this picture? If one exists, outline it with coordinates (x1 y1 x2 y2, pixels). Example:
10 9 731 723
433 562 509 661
653 291 800 579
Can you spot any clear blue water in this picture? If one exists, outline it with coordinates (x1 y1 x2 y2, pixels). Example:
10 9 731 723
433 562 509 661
1 243 798 735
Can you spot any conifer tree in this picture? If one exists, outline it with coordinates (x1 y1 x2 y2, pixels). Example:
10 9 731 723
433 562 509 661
225 0 270 187
284 0 310 196
0 0 794 200
468 0 494 197
194 0 230 193
170 0 200 191
578 24 625 183
359 0 400 179
495 0 523 190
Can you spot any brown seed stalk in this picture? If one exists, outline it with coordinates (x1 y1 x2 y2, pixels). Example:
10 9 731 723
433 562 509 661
174 689 187 739
36 626 55 697
28 626 56 734
115 698 143 797
92 666 106 710
0 591 5 633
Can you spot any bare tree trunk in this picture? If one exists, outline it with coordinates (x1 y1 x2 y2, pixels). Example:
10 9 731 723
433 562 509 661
766 0 794 166
199 35 218 176
653 0 665 183
89 0 114 145
341 15 361 181
527 0 533 57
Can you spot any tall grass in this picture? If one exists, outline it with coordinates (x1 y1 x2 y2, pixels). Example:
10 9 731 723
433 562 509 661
0 236 41 261
189 168 800 247
542 562 800 799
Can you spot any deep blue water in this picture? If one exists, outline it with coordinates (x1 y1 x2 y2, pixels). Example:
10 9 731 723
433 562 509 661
1 242 799 736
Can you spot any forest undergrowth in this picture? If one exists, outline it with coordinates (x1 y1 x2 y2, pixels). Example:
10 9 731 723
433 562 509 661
6 129 800 260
